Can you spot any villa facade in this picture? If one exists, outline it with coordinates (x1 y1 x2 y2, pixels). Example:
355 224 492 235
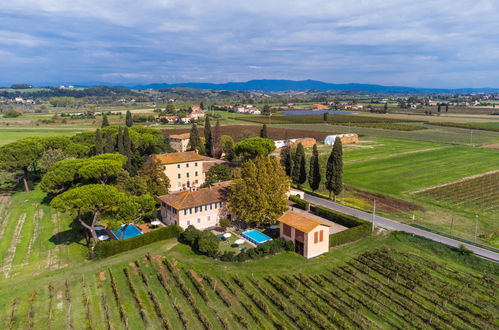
157 182 230 229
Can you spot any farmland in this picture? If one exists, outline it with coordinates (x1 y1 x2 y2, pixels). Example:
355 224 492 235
0 232 497 329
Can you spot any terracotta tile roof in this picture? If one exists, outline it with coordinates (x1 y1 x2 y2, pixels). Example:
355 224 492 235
169 133 190 140
278 211 331 233
157 182 231 209
153 151 211 164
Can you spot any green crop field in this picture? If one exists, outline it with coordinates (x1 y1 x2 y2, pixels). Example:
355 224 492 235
0 229 497 329
0 186 87 280
0 127 94 146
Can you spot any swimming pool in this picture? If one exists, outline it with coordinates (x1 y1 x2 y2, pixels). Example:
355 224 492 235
112 224 142 240
242 230 273 245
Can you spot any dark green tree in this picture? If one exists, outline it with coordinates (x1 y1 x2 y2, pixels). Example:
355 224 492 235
212 119 222 158
233 137 275 160
262 104 271 115
202 163 232 187
445 104 449 112
292 143 306 186
200 101 205 110
104 131 114 153
323 112 328 121
125 110 133 127
280 144 292 176
123 127 132 172
325 137 343 200
260 124 268 138
95 129 103 155
308 144 321 191
384 103 388 112
117 126 125 155
101 114 110 127
204 116 212 157
437 103 441 113
188 123 202 154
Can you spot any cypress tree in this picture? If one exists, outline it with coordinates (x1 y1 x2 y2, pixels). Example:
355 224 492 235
204 116 212 157
213 119 222 158
280 144 292 176
445 104 449 112
188 123 202 153
384 103 388 112
308 144 321 191
292 143 306 186
200 101 205 110
117 126 125 155
437 103 441 113
323 112 328 122
224 139 235 162
104 131 114 153
325 137 343 200
95 129 103 155
260 124 268 138
125 110 133 127
123 127 132 172
101 114 110 127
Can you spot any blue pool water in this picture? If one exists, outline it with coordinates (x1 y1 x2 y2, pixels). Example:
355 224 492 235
280 110 354 115
112 224 142 240
242 230 273 245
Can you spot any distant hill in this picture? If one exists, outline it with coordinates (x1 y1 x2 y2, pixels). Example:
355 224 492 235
126 79 499 93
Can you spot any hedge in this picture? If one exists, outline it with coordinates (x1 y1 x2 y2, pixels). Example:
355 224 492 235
312 205 372 247
92 225 183 259
329 223 371 247
289 195 309 210
315 205 369 228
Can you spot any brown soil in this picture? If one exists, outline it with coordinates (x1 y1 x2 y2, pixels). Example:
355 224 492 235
188 269 203 283
162 125 337 142
98 272 106 281
347 186 423 213
481 143 499 150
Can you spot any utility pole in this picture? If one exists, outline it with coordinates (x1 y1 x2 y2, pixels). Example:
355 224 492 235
474 215 478 241
372 199 376 232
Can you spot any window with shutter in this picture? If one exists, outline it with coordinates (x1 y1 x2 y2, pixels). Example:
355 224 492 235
314 232 318 244
320 230 324 242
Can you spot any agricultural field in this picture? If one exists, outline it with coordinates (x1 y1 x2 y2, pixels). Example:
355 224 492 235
0 127 94 146
0 186 87 280
0 232 497 329
416 171 499 221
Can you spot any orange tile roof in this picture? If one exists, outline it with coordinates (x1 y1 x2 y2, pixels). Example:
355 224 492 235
169 133 190 140
278 211 330 233
157 182 231 209
153 151 210 164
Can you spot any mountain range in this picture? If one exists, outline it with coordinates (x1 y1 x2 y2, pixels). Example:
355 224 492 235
122 79 499 93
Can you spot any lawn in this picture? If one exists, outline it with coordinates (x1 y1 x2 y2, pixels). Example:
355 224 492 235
0 230 497 329
0 126 94 146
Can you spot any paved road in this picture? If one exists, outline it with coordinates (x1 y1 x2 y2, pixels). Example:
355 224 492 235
304 193 499 263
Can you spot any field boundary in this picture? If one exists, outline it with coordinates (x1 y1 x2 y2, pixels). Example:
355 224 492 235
411 169 499 194
345 147 443 164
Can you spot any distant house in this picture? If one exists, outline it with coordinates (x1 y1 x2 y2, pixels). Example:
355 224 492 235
324 134 359 145
274 137 317 150
157 182 231 230
343 104 364 110
159 115 179 124
189 106 205 119
169 133 190 152
311 104 329 110
278 211 330 258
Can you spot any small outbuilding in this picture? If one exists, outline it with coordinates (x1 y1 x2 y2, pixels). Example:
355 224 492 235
324 133 359 145
278 211 330 258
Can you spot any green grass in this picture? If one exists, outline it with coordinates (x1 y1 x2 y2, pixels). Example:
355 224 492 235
276 122 499 146
0 186 87 281
0 230 496 329
0 127 94 145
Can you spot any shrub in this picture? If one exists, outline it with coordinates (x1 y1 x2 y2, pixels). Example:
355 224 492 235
179 225 201 245
219 217 232 229
196 231 220 257
313 205 372 247
284 240 295 251
289 195 309 210
92 225 183 259
220 251 236 262
458 244 474 256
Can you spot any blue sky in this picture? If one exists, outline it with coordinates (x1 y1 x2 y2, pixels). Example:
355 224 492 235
1 0 498 88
